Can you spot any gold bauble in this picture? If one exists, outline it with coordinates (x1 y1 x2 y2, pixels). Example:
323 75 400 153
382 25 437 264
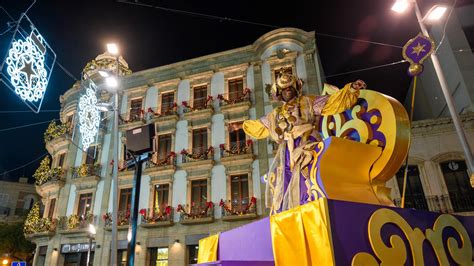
408 63 423 76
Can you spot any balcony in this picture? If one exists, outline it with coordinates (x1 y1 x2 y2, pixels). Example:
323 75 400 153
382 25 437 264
393 193 474 214
182 99 214 121
34 157 65 197
178 202 214 225
71 164 101 187
24 203 56 239
180 147 214 172
218 89 252 114
58 213 96 235
145 153 177 174
44 121 71 154
220 141 255 167
119 111 145 130
145 106 179 124
220 197 258 221
104 210 130 231
140 207 174 228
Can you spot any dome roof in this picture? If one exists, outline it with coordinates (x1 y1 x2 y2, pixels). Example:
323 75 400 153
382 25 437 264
82 51 132 78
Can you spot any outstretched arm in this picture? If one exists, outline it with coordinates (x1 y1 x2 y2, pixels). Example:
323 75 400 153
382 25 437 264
243 117 270 139
321 80 366 116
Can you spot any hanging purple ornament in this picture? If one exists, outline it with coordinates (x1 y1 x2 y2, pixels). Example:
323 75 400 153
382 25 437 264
402 33 435 77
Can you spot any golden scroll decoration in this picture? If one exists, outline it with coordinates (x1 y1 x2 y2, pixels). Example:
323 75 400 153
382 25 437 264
351 208 473 265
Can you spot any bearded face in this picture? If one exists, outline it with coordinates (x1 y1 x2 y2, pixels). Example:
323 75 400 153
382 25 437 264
281 87 297 102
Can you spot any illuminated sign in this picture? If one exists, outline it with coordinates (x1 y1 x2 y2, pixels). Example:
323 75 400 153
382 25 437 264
78 81 100 151
0 14 56 113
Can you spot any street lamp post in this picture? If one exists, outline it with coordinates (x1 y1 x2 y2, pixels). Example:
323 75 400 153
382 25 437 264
106 43 120 266
393 0 474 181
87 224 96 266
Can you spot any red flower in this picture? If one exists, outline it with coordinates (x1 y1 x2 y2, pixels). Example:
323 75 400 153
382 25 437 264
139 209 147 218
169 151 176 157
206 201 214 209
165 206 172 215
246 139 253 146
251 196 257 205
207 95 214 101
147 107 154 113
182 101 188 107
172 102 178 108
180 149 188 155
219 199 225 207
219 144 225 149
208 146 214 152
177 204 183 212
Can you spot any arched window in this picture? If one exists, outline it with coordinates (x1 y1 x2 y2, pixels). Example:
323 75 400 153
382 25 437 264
396 165 428 210
440 160 474 212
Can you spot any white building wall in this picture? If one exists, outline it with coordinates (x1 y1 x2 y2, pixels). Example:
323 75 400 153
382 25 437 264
211 165 226 218
145 86 158 109
66 184 76 216
211 72 224 97
172 170 187 222
252 160 262 215
177 80 190 104
296 54 308 92
93 181 104 216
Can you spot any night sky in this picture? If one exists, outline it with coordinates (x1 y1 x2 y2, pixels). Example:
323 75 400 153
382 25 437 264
0 0 469 181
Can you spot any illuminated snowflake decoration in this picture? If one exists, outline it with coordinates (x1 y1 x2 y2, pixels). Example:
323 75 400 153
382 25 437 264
5 32 48 102
78 85 100 150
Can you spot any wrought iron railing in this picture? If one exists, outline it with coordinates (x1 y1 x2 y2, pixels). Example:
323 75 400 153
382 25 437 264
220 141 253 158
58 213 95 231
140 207 174 224
103 210 130 227
72 164 101 179
448 192 474 213
181 147 214 163
146 153 177 168
393 193 474 213
220 197 257 217
119 111 145 125
218 88 251 106
177 202 214 221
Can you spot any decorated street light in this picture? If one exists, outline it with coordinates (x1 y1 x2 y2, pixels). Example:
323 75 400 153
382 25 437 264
392 0 474 193
105 42 121 266
87 224 96 266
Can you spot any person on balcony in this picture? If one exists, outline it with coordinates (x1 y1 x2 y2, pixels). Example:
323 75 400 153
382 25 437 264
243 73 366 213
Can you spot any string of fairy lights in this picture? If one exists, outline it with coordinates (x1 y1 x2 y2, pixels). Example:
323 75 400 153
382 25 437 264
0 0 471 177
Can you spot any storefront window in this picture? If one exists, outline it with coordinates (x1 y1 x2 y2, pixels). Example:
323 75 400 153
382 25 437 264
148 247 169 266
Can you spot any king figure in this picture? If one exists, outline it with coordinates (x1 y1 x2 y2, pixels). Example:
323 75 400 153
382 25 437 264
243 73 366 213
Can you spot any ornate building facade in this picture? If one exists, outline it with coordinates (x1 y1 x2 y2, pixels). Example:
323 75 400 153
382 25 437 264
25 27 474 266
27 28 326 266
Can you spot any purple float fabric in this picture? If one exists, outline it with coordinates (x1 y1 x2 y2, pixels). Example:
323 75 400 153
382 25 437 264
218 218 274 262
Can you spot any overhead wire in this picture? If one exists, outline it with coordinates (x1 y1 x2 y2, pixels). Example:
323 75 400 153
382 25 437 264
0 119 57 132
117 0 404 50
0 109 60 114
0 4 79 82
326 59 407 78
0 151 48 177
434 0 457 55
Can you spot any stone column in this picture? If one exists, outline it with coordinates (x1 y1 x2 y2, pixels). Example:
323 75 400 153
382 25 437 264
253 62 269 216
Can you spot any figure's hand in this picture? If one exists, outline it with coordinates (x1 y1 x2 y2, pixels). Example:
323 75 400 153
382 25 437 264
351 80 367 91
